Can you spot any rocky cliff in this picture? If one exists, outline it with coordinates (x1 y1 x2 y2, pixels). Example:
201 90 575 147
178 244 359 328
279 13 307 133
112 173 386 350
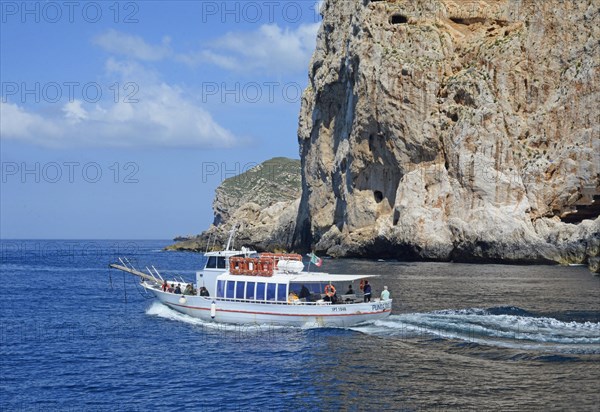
293 0 600 267
167 157 301 252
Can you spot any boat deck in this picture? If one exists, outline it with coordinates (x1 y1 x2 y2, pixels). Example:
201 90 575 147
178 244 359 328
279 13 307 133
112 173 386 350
146 283 374 306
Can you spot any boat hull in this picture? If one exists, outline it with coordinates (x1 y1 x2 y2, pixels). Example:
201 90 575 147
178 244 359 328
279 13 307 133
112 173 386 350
146 287 392 328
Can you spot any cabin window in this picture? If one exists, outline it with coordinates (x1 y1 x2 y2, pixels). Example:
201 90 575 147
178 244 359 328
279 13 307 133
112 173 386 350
206 256 217 269
307 283 323 294
289 283 302 295
226 280 235 299
217 280 225 298
236 281 245 299
256 282 266 300
246 282 255 300
277 284 287 302
266 283 277 301
217 257 227 269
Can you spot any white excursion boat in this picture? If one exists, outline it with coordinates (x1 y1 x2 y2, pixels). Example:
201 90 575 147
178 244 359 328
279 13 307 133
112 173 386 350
110 232 392 328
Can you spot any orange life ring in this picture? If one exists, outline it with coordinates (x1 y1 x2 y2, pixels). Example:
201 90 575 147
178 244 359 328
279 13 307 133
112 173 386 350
324 284 336 297
359 279 365 291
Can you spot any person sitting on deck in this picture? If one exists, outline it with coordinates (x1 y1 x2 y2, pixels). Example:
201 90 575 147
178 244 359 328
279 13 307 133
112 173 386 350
168 283 175 293
174 284 182 294
162 280 168 292
288 291 299 304
345 284 354 295
299 285 310 300
184 283 194 295
199 286 210 297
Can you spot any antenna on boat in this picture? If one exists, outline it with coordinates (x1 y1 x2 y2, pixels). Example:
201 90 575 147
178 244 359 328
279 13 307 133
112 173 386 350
225 223 237 251
205 232 213 253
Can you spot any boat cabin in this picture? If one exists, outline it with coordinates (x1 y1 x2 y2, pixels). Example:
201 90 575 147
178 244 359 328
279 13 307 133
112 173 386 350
194 251 372 305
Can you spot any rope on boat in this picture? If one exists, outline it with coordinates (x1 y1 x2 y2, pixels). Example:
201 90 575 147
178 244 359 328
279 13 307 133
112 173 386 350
133 279 155 300
107 266 114 291
122 270 127 304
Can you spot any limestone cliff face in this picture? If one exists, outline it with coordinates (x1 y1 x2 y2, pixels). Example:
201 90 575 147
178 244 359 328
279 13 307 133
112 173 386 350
294 0 600 265
168 158 301 252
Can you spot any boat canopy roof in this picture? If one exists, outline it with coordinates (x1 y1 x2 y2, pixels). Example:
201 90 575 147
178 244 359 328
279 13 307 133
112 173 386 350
286 272 377 283
204 247 256 257
216 272 376 283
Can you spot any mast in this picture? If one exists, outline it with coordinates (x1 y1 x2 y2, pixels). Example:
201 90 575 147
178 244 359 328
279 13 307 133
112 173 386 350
225 223 237 251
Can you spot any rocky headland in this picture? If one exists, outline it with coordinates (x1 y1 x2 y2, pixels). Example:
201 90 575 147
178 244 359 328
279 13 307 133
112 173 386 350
166 157 301 252
170 0 599 272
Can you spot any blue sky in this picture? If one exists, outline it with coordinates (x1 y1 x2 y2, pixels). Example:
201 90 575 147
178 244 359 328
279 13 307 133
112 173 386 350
0 1 322 239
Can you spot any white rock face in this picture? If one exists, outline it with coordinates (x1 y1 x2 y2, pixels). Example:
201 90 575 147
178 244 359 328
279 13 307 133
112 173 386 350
293 0 600 265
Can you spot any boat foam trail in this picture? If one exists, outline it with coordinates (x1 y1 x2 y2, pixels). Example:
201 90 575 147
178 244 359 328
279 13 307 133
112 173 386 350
351 307 600 353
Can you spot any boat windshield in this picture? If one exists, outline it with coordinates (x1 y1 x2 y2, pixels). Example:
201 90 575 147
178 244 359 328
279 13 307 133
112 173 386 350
205 254 245 269
205 256 227 269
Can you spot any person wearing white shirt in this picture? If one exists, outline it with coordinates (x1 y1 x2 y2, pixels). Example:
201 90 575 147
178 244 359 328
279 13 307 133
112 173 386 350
380 286 390 300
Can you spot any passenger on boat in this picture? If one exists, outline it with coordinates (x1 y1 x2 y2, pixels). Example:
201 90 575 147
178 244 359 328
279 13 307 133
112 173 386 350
174 284 182 294
380 286 390 300
363 281 372 302
161 280 168 292
345 284 354 295
299 285 310 300
184 284 194 295
199 286 210 297
168 284 175 293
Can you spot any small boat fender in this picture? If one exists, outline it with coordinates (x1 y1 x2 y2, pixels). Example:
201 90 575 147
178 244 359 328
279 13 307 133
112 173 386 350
179 296 186 304
211 301 216 318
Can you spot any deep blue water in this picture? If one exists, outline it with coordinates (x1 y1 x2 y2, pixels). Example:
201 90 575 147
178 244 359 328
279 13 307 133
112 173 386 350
1 240 599 411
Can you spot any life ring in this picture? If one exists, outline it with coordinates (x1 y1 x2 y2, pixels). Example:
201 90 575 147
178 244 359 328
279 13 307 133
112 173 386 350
359 279 365 291
324 284 336 297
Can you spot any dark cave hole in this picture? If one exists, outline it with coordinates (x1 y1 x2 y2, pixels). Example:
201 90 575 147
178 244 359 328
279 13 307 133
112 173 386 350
374 190 384 203
390 14 408 24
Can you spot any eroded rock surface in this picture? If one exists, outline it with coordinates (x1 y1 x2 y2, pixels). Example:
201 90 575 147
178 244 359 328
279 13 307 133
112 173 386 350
293 0 600 267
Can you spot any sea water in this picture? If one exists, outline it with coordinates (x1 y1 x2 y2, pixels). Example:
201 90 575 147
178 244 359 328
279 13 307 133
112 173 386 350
1 240 598 410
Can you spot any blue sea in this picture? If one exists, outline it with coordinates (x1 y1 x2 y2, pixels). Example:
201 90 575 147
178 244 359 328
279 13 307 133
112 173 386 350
1 240 599 411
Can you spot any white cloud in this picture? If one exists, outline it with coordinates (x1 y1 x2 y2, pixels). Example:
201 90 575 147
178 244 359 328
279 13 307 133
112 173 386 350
62 100 88 123
0 102 62 139
0 61 239 149
180 23 321 75
93 24 321 75
93 29 172 61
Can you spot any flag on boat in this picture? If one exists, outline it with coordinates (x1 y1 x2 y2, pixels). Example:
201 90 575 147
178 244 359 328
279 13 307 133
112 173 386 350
308 252 322 267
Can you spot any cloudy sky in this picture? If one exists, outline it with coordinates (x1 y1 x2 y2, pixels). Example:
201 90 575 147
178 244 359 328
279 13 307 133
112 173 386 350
1 1 322 238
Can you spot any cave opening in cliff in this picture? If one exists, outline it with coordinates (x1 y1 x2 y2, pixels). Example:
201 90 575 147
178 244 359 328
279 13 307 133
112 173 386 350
390 14 408 24
374 190 384 203
450 17 487 25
